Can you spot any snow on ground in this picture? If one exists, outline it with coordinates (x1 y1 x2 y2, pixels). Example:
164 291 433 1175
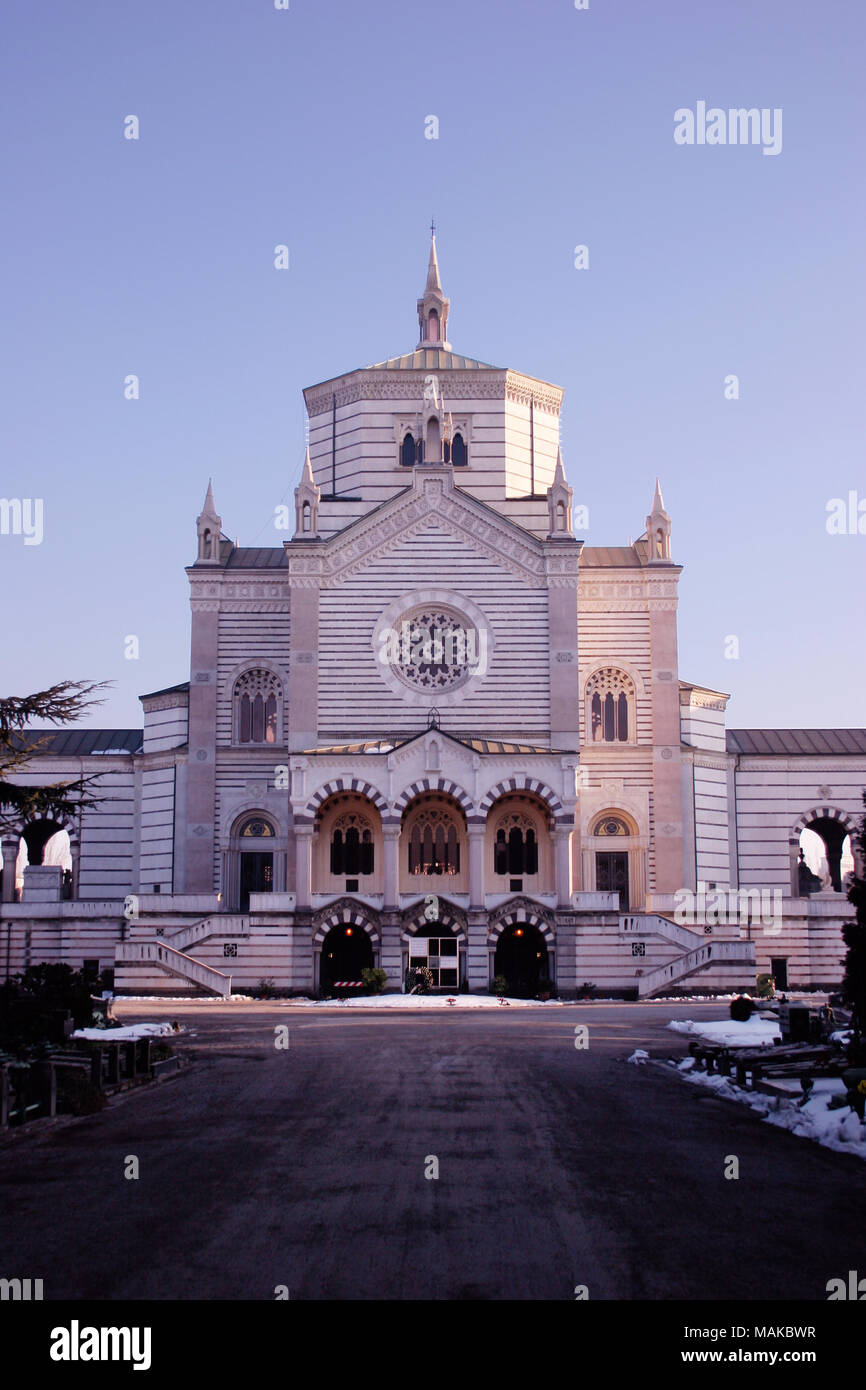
673 1061 866 1160
668 1015 781 1047
72 1022 181 1040
627 1049 649 1064
280 993 562 1008
117 995 254 1002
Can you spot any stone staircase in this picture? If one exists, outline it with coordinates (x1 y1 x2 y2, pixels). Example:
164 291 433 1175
162 915 249 953
115 940 232 997
636 938 756 997
619 914 755 997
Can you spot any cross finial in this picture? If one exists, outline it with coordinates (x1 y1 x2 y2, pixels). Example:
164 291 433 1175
430 215 436 237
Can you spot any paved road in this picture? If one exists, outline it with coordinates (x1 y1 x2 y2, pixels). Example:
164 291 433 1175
2 1001 864 1301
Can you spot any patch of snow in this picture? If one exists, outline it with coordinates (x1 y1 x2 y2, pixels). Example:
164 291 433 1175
72 1022 180 1040
627 1049 649 1064
117 995 253 1002
676 1066 866 1160
668 1016 780 1047
285 994 562 1009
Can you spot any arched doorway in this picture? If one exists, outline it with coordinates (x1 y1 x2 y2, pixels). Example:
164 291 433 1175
19 820 74 900
319 925 373 994
593 814 632 909
798 820 854 894
494 924 549 999
238 816 274 910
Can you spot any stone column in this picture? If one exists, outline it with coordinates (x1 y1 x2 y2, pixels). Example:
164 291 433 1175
467 822 486 908
382 825 400 909
295 825 313 909
2 834 19 902
379 913 404 992
553 827 573 906
466 912 490 993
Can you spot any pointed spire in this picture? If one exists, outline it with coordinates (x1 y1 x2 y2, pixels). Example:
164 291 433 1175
646 478 671 562
294 447 321 538
417 231 450 349
196 478 222 564
425 234 443 293
546 447 574 538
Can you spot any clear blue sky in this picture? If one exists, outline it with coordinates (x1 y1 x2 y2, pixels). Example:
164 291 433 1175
1 0 863 729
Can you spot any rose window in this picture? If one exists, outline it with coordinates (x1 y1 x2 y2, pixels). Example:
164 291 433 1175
393 608 477 692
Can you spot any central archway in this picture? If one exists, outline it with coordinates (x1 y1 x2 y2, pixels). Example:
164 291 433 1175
319 924 374 993
494 924 549 998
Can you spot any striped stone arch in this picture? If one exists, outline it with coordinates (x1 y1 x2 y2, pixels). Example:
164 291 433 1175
791 806 858 839
479 778 565 823
400 897 467 940
300 778 389 825
393 778 474 818
487 898 555 944
312 899 380 946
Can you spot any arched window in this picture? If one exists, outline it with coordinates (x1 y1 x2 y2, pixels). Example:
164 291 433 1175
233 669 282 745
451 432 466 466
330 813 375 877
426 416 441 461
556 501 566 531
302 501 311 532
408 805 461 875
240 817 274 838
401 432 416 467
427 309 439 341
493 813 540 876
593 816 630 837
586 669 635 744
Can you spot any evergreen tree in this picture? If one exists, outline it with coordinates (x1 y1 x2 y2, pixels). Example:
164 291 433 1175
842 791 866 1058
0 680 108 833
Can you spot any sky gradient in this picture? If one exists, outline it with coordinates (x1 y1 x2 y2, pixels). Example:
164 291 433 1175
2 0 863 729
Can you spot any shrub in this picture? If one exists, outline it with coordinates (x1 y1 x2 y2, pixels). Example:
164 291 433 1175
756 973 775 999
256 978 277 998
537 976 557 999
361 967 388 995
491 974 508 996
730 995 754 1021
56 1069 107 1116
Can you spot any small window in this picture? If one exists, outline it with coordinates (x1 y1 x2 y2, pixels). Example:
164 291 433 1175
234 669 281 745
586 668 634 744
494 818 539 877
330 816 374 876
401 432 416 467
451 432 467 466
